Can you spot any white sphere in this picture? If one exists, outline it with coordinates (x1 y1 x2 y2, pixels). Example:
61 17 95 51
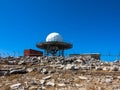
46 32 63 42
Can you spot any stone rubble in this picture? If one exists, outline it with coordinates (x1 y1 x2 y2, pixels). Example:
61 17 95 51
0 56 120 90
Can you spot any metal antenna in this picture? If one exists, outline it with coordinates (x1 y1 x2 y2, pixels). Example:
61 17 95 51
108 52 111 62
118 52 120 61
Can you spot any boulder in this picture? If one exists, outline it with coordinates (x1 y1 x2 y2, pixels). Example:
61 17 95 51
112 85 120 90
110 66 119 71
41 68 48 74
10 83 21 89
57 83 66 87
103 67 110 71
57 65 65 69
75 59 82 63
80 65 90 70
79 76 88 80
105 78 113 83
29 80 38 85
40 80 46 85
72 66 79 70
37 57 41 60
49 70 56 74
96 87 103 90
117 76 120 80
26 68 34 73
95 67 103 70
46 79 55 86
64 64 74 70
75 84 83 87
18 60 25 65
43 75 52 80
10 68 27 74
0 70 9 76
40 86 46 90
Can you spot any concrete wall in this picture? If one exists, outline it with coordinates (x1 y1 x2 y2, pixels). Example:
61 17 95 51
70 53 101 60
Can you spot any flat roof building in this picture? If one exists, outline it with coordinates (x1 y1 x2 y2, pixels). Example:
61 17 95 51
24 49 43 57
70 53 101 60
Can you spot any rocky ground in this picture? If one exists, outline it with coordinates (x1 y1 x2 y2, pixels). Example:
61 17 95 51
0 56 120 90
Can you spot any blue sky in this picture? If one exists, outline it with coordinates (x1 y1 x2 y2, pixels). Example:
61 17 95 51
0 0 120 61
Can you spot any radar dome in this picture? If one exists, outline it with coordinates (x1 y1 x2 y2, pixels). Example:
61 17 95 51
46 32 63 42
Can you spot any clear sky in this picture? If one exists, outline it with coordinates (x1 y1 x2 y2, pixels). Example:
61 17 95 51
0 0 120 61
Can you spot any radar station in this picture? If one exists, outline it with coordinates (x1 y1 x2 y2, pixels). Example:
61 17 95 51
36 32 72 56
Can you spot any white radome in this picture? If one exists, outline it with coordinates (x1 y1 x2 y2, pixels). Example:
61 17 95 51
46 32 63 42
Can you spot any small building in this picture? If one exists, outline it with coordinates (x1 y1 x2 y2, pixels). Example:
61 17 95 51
70 53 101 60
24 49 43 57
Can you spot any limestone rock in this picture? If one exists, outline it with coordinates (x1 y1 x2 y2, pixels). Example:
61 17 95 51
10 68 27 74
95 67 103 70
46 79 55 86
40 80 46 85
105 78 113 83
103 67 110 71
64 64 74 70
57 83 66 87
117 76 120 80
75 84 83 87
26 68 34 73
43 75 52 80
79 76 88 80
41 68 48 74
29 80 38 85
110 66 119 71
10 83 22 89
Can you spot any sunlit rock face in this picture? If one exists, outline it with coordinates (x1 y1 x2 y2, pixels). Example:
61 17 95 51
46 32 63 42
